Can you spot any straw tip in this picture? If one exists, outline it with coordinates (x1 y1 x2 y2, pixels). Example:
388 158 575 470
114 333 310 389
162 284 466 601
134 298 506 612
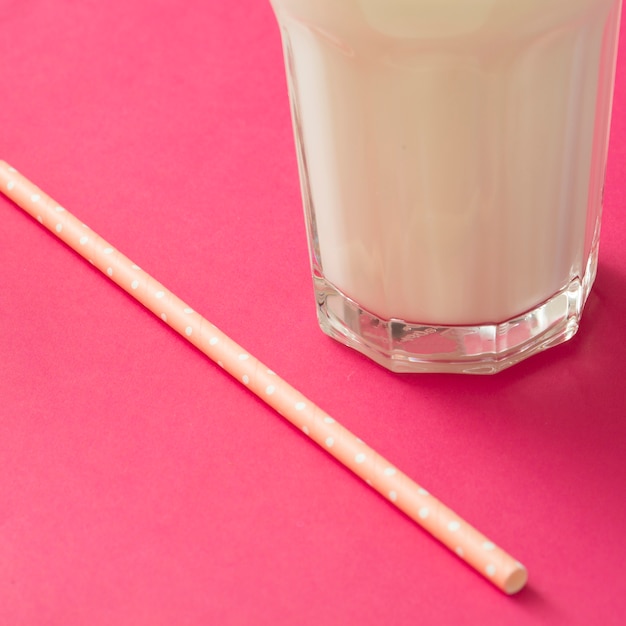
504 563 528 595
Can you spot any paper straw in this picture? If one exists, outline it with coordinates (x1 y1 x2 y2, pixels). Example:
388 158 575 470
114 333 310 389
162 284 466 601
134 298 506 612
0 160 527 594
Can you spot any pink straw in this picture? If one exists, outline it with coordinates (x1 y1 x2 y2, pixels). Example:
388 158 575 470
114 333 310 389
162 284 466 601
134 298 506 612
0 160 528 594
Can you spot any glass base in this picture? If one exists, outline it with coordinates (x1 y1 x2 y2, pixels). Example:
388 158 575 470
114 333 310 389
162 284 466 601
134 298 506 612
314 249 598 374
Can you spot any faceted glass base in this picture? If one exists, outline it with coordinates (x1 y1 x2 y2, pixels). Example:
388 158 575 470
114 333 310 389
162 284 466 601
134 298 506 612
314 248 598 374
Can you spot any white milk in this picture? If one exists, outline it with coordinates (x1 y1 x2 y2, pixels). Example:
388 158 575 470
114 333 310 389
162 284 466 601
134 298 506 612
271 0 621 325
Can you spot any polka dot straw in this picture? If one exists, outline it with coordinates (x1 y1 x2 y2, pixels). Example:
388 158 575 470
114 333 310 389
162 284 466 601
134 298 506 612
0 160 528 594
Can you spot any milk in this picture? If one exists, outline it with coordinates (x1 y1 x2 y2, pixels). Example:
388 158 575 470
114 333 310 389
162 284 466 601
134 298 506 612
270 0 622 371
271 0 620 324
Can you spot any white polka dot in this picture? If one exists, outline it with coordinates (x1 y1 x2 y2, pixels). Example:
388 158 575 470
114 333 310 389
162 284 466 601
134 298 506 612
131 280 139 290
485 564 497 577
418 507 430 519
302 426 310 435
209 337 219 346
184 307 194 314
30 193 40 202
55 206 65 212
325 437 334 448
242 375 250 385
106 267 113 276
418 488 429 496
103 247 114 254
383 467 397 477
161 313 167 322
389 491 398 502
185 326 193 336
356 438 365 444
7 180 15 190
455 547 464 558
55 223 63 233
448 521 461 532
323 417 335 424
265 385 276 395
79 236 89 245
482 541 496 551
131 264 141 270
238 354 250 361
295 402 306 411
266 369 276 376
155 291 165 299
355 453 366 464
7 166 16 172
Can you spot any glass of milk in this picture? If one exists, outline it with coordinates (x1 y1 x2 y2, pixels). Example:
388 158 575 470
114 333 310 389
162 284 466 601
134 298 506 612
269 0 623 373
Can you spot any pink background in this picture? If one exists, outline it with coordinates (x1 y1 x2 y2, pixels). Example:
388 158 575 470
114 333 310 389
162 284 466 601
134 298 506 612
1 1 625 624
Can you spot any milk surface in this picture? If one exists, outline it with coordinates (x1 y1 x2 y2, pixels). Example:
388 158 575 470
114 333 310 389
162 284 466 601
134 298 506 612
271 0 621 324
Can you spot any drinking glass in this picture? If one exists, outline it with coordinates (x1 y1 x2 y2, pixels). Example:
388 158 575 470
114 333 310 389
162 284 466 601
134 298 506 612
269 0 623 373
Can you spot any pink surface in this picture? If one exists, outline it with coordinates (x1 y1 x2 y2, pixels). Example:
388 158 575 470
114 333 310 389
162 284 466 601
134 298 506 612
0 1 624 624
